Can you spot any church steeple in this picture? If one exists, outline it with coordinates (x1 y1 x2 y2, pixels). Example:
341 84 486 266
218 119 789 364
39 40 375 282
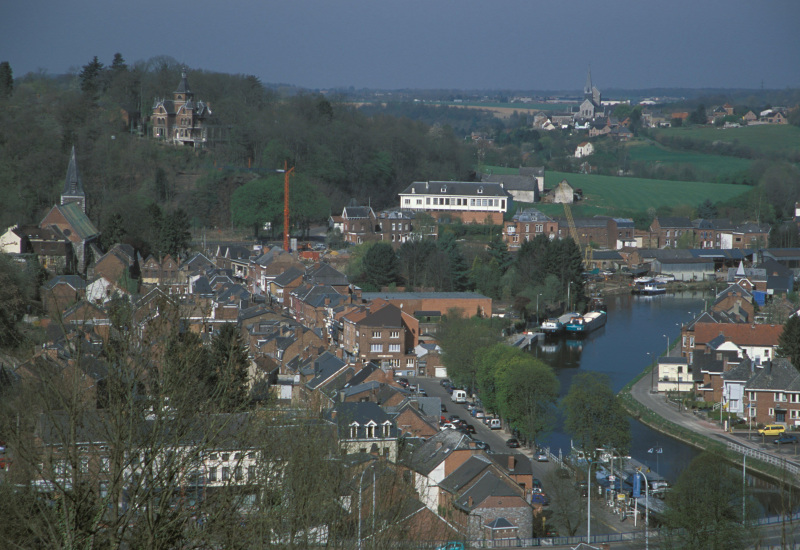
584 67 593 99
61 145 86 212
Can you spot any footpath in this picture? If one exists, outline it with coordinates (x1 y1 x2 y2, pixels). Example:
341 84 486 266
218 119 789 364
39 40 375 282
625 357 800 477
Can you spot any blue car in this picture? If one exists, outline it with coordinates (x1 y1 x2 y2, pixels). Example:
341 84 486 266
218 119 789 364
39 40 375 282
774 434 799 445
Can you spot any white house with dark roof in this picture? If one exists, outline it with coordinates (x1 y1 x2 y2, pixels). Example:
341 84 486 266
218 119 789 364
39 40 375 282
398 181 511 225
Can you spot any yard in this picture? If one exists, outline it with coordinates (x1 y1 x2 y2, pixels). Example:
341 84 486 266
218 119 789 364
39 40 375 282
654 124 800 157
625 141 752 179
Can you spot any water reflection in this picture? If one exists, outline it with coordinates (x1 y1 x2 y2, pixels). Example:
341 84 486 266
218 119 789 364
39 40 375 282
535 291 706 483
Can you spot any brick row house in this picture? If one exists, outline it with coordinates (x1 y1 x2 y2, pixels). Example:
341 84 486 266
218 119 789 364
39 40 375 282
341 303 420 372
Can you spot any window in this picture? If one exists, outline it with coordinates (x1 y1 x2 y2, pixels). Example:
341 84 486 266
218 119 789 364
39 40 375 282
791 394 800 404
209 467 218 482
248 466 256 481
222 453 230 461
389 344 401 353
101 457 110 473
525 224 530 232
536 224 543 232
372 331 381 339
383 423 391 437
406 358 414 367
390 331 399 338
370 344 383 353
769 408 775 416
234 453 242 460
750 407 756 418
748 391 756 401
235 467 243 481
426 198 430 205
350 424 358 438
80 457 89 474
404 199 410 205
690 337 695 347
367 424 375 438
222 467 230 481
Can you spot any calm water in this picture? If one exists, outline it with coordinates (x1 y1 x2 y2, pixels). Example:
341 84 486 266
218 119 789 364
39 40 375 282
535 291 706 483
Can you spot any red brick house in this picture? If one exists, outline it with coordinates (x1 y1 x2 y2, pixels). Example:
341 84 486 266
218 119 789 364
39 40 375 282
342 303 419 371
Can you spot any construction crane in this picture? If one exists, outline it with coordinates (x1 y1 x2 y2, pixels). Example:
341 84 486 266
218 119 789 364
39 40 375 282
563 203 592 269
280 161 295 252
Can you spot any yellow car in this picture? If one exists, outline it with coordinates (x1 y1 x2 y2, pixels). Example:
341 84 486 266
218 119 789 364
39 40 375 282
758 424 786 436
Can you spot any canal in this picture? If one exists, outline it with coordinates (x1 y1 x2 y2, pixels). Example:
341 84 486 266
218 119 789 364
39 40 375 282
535 290 706 483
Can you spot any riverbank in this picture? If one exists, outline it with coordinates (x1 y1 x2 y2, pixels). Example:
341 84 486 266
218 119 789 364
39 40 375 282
619 356 800 488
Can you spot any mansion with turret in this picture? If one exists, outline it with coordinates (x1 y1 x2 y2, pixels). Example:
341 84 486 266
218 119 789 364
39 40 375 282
150 71 224 148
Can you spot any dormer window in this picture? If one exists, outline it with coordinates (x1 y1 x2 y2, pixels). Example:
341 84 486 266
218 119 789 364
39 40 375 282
440 186 447 193
366 421 377 438
477 187 483 194
382 422 392 438
349 422 359 439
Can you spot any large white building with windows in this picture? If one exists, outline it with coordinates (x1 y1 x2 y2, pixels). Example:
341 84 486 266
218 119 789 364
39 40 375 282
398 181 511 224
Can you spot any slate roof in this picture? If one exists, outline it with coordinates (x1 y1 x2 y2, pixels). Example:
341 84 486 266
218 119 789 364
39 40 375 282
723 359 754 382
745 358 800 391
399 181 511 198
715 283 753 303
512 208 552 223
62 146 85 198
486 517 516 529
175 71 192 94
273 267 304 287
305 263 350 287
405 429 471 476
54 202 100 241
481 174 537 192
327 401 398 440
342 206 374 219
43 275 87 291
655 217 693 229
454 471 523 512
439 455 494 493
360 303 404 328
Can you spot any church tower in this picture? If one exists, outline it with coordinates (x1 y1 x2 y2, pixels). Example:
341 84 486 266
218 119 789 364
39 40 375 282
584 67 594 101
173 70 193 112
61 145 86 212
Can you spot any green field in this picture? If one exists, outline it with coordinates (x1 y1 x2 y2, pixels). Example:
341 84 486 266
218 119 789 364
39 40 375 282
654 124 800 156
535 171 750 217
626 142 752 178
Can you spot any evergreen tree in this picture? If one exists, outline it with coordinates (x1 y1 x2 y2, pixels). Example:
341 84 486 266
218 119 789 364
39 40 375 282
161 208 191 258
210 324 250 411
79 56 105 95
438 231 470 291
102 212 126 249
0 61 13 99
487 234 512 274
777 315 800 370
361 242 401 291
110 52 127 72
697 199 718 219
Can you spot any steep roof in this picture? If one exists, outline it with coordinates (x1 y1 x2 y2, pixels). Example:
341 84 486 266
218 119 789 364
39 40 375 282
54 202 100 241
405 429 471 476
745 358 800 391
453 470 524 512
174 71 192 95
62 146 85 198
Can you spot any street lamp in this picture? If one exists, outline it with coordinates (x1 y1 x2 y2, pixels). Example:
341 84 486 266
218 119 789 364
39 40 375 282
635 469 650 550
647 352 655 392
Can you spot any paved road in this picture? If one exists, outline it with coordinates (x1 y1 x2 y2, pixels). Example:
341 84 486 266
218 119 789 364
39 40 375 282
410 376 646 541
628 365 800 465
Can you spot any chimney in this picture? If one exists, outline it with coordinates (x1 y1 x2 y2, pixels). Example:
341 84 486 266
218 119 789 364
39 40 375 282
507 455 515 471
331 409 337 419
468 496 473 507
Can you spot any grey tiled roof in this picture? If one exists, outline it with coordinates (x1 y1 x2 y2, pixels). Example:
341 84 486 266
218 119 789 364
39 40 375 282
400 181 511 198
745 359 800 391
404 429 471 476
454 471 523 512
440 455 494 493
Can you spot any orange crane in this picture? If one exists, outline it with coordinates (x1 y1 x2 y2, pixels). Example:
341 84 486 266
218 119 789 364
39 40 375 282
281 161 295 252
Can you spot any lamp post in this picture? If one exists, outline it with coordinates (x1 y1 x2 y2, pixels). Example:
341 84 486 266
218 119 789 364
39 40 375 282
637 469 650 550
647 352 655 392
358 464 376 550
586 457 592 544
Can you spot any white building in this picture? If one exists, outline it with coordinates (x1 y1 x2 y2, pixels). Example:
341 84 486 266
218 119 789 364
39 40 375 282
398 181 511 224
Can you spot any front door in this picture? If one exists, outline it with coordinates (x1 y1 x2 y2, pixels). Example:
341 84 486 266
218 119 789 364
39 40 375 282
776 410 787 423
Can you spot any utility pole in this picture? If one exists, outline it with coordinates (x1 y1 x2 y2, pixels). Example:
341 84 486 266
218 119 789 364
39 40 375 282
281 161 295 252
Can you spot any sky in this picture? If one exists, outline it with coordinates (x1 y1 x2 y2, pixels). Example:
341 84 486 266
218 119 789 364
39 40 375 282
2 0 799 92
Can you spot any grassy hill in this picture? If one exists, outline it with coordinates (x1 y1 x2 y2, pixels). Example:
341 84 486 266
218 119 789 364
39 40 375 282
653 124 800 157
625 141 752 179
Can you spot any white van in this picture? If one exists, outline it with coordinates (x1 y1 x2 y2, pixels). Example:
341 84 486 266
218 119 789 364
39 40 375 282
488 418 502 430
451 390 467 404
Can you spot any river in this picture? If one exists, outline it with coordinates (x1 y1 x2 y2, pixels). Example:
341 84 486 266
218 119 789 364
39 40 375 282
535 290 707 483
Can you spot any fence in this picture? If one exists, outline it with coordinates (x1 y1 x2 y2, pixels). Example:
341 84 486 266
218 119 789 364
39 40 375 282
727 441 800 477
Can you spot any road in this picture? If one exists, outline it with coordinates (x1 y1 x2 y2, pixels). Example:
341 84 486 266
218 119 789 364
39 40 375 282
409 376 646 542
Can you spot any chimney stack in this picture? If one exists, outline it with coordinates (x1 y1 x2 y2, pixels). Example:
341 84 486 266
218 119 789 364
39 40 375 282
507 455 515 471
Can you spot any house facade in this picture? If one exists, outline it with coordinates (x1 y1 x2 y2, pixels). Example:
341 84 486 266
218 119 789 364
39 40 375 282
398 181 511 225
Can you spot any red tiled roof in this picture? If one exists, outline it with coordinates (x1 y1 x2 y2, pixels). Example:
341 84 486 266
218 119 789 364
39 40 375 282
694 322 783 347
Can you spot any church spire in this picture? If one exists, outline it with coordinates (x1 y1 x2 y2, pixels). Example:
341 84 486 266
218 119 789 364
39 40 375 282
61 145 86 212
584 67 593 97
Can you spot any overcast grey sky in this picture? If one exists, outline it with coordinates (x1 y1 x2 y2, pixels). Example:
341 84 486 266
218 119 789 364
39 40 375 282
2 0 798 91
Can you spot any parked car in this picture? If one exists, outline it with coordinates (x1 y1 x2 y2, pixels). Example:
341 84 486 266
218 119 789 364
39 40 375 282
506 438 520 448
465 424 476 434
535 450 549 462
759 424 786 436
440 378 452 387
532 478 542 490
488 418 502 430
418 388 427 397
436 543 464 550
396 377 409 387
473 440 490 451
441 404 447 413
473 409 485 419
774 434 798 445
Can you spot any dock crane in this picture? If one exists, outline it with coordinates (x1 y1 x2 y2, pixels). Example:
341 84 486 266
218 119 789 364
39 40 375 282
563 202 593 269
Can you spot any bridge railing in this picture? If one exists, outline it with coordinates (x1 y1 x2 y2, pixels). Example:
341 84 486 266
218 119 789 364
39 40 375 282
727 441 800 477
